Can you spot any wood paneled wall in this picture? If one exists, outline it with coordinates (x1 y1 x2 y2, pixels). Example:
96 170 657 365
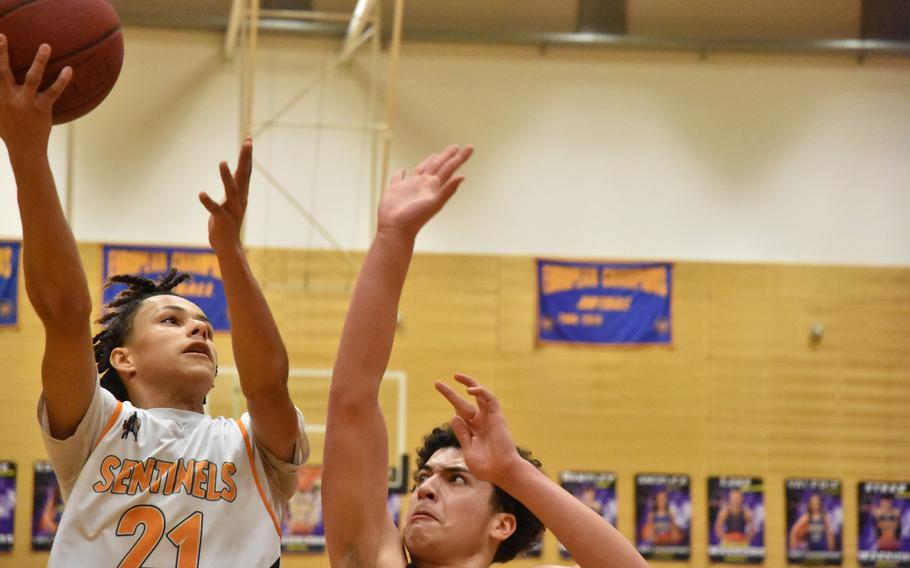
0 245 907 567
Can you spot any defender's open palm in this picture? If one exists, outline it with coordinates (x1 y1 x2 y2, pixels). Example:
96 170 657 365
199 137 252 251
435 373 524 486
378 144 473 239
0 38 71 148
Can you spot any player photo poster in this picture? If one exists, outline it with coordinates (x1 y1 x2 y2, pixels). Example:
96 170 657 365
636 473 691 561
708 476 765 564
32 462 63 551
858 481 910 567
559 471 618 559
281 465 324 553
0 461 15 552
0 241 20 327
786 478 843 565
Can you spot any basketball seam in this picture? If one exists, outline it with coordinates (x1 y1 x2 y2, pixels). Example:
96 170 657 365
0 0 39 20
47 27 123 67
9 27 122 75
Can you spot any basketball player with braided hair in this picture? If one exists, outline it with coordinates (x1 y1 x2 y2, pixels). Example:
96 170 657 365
322 145 648 568
1 39 307 567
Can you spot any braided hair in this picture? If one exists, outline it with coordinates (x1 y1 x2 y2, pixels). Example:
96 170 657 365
93 269 192 401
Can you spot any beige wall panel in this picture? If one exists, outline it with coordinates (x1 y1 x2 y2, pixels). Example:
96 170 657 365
0 245 907 567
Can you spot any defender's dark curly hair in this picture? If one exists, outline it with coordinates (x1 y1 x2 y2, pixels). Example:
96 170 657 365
415 425 544 563
93 269 192 402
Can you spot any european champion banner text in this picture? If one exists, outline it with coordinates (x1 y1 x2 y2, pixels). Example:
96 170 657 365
102 245 230 331
537 259 671 346
0 241 20 327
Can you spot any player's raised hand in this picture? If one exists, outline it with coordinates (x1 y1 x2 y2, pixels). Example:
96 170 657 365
377 144 473 240
199 137 252 252
0 37 71 149
435 373 525 486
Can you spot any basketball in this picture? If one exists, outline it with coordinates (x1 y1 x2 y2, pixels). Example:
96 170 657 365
0 0 123 124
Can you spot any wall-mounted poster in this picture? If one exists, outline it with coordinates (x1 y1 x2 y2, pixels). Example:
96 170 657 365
0 241 20 327
537 259 672 346
559 470 618 559
32 462 63 551
636 473 691 561
858 481 910 568
102 244 230 331
281 466 404 554
786 478 843 565
708 476 764 564
0 461 15 551
281 465 324 553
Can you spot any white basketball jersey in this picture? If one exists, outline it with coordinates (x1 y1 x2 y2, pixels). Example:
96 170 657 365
40 385 305 568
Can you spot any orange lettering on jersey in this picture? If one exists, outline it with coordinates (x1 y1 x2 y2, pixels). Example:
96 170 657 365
112 459 139 494
93 455 121 493
205 461 221 501
92 456 240 503
150 460 174 493
220 462 237 502
127 458 157 494
191 460 208 499
174 459 196 496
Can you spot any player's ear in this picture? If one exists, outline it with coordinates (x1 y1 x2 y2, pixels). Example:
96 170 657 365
489 512 517 543
110 347 136 378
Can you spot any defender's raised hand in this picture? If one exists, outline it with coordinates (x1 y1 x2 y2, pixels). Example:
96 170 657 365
378 144 473 239
199 137 252 252
0 37 71 150
435 373 524 487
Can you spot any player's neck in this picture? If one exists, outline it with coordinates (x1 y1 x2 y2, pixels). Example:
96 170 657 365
128 388 205 413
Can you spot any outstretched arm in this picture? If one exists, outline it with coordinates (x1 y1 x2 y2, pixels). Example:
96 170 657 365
436 374 649 568
322 145 472 567
0 37 95 439
199 138 302 462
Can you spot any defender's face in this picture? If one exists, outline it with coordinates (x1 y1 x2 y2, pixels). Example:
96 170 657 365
121 295 217 394
403 447 499 562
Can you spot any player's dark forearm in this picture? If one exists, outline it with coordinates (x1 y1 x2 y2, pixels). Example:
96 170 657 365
12 151 92 322
329 230 414 407
215 243 289 397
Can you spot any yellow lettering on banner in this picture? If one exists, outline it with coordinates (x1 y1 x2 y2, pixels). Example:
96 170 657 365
176 281 214 299
576 295 633 312
172 252 221 278
581 314 603 326
601 266 668 297
0 247 11 279
107 250 168 277
558 312 580 326
541 265 599 295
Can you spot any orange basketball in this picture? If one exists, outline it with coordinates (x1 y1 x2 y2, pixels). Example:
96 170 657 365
0 0 124 124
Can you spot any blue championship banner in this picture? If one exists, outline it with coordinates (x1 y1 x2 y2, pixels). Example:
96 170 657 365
102 245 230 331
537 259 671 346
0 241 20 327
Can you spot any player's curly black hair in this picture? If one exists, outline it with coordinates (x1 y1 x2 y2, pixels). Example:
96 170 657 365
93 269 191 402
414 425 544 563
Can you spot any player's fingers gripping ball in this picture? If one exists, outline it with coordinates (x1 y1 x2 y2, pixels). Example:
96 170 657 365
0 0 123 123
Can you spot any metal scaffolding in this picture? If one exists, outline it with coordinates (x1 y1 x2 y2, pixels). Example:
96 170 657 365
223 0 406 276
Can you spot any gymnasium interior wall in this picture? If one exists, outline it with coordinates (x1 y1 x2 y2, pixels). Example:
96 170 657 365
0 26 908 568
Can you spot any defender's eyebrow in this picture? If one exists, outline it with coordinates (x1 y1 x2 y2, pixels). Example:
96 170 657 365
418 465 473 476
